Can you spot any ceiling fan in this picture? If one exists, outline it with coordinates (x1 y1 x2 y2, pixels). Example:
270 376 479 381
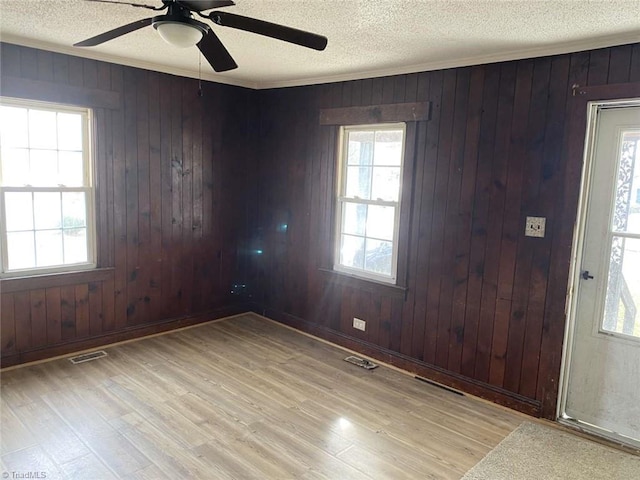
74 0 328 73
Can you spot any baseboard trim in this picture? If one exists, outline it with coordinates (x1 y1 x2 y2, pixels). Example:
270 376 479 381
258 305 542 417
0 304 249 369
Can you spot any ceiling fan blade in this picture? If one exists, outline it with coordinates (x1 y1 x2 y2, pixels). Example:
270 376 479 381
178 0 235 12
74 18 154 47
197 29 238 72
85 0 164 10
208 11 327 51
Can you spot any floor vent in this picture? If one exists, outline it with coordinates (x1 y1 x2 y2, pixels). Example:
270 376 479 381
68 350 108 364
415 375 464 396
344 355 378 370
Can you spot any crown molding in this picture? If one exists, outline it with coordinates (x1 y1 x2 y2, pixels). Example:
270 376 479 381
2 32 638 91
0 35 259 90
255 32 640 90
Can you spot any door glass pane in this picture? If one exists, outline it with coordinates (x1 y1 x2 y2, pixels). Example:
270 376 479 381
603 130 640 339
612 131 640 234
602 235 640 338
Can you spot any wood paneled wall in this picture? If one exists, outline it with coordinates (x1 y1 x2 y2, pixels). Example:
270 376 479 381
2 40 639 419
253 43 640 417
0 43 255 366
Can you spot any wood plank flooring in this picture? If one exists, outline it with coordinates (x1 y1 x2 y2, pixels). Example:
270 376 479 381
1 314 525 479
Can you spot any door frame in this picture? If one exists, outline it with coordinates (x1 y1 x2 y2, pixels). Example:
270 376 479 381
557 83 640 447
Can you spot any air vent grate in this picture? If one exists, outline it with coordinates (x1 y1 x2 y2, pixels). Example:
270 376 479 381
344 355 378 370
68 350 108 364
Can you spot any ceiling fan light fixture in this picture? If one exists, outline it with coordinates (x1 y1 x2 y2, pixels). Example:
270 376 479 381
153 15 208 48
73 1 326 73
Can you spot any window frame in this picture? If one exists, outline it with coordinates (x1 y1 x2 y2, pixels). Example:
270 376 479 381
0 97 96 278
333 122 407 285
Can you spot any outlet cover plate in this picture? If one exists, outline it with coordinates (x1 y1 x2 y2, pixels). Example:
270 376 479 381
353 317 366 331
525 216 546 238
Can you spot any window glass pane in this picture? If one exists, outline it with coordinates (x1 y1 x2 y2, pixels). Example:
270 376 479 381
63 228 88 264
345 166 372 199
366 205 395 241
1 148 29 186
347 131 374 166
343 202 366 236
4 192 33 231
340 234 365 269
0 106 28 148
58 151 84 186
35 230 63 267
62 192 87 228
1 102 93 274
371 167 401 201
336 125 404 281
373 130 403 166
28 110 57 149
29 150 58 186
57 113 83 151
365 238 392 276
34 192 62 230
7 231 35 269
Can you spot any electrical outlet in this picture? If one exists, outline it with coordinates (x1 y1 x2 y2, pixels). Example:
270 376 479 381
525 216 546 238
353 317 366 331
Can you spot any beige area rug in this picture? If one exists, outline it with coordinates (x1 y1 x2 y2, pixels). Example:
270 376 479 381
461 421 640 480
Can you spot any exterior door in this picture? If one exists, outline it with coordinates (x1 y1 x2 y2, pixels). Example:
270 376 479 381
562 102 640 448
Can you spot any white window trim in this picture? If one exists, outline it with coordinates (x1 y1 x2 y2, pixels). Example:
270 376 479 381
0 97 96 277
333 122 406 285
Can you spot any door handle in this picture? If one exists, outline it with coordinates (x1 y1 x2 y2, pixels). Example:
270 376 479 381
581 270 594 280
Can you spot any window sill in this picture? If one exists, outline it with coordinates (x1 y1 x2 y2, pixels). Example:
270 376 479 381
0 267 115 293
318 268 407 298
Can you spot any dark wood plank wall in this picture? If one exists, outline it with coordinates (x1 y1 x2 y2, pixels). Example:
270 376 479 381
0 43 254 366
2 40 639 418
253 43 640 417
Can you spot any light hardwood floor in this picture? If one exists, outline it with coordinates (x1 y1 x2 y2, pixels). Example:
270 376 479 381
1 314 525 479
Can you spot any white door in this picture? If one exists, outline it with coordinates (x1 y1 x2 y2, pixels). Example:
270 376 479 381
562 103 640 448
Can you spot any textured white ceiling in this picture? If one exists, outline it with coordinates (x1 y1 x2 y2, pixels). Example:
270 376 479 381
1 0 639 89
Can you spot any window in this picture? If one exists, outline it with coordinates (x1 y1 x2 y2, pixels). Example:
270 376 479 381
0 98 95 276
334 123 405 284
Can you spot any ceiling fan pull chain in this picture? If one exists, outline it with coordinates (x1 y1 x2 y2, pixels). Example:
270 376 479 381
198 50 203 97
